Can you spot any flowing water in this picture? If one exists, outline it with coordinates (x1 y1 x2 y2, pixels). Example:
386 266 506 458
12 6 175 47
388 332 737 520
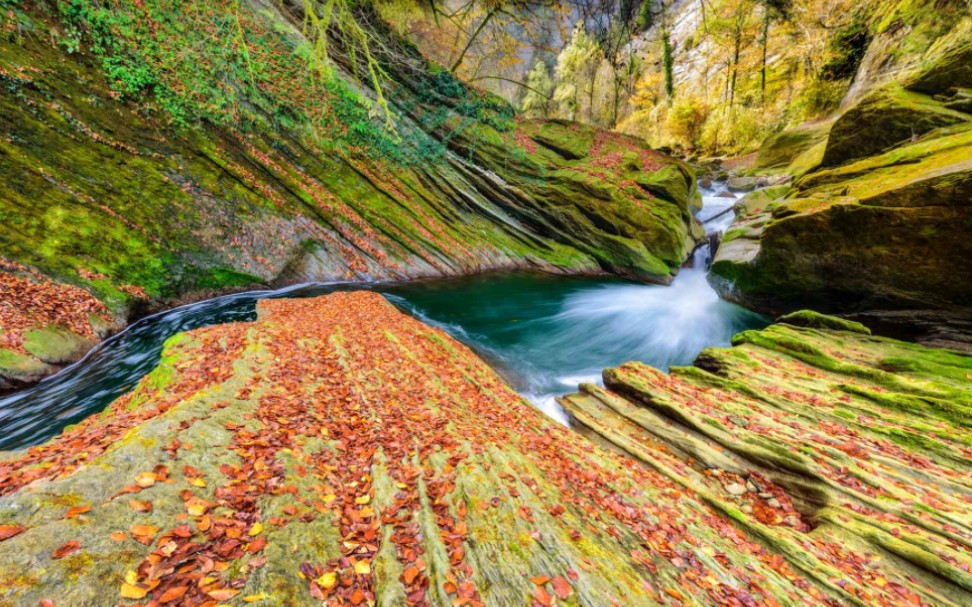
0 184 765 449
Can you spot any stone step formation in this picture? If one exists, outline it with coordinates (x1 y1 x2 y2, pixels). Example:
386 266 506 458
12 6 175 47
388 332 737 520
0 295 969 606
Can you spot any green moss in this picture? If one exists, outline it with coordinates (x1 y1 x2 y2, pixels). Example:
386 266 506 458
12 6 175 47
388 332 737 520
777 310 871 334
755 126 829 171
821 85 969 167
182 267 266 292
0 348 49 381
22 325 90 365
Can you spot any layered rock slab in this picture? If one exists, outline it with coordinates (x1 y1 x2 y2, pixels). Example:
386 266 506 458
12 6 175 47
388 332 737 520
562 311 972 607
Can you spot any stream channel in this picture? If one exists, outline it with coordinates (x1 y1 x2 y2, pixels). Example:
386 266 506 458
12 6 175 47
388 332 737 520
0 184 766 449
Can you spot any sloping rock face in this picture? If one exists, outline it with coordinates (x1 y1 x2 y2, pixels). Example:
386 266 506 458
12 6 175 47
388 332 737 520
0 2 699 388
1 295 970 606
562 310 972 607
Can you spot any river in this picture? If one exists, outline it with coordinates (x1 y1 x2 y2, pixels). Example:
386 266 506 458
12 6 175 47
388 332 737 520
0 184 765 449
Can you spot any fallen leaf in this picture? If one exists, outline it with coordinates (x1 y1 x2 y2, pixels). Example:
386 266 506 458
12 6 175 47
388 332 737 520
207 588 240 601
552 576 572 600
158 585 188 603
317 572 337 589
130 524 158 545
535 586 554 607
65 504 91 519
402 566 420 585
129 499 153 512
134 471 156 488
0 524 26 542
120 583 147 599
52 540 81 559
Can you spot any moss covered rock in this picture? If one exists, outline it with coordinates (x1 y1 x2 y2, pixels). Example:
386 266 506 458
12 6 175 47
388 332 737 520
906 18 972 95
562 313 972 607
711 119 972 323
821 86 969 167
22 325 94 365
754 125 829 175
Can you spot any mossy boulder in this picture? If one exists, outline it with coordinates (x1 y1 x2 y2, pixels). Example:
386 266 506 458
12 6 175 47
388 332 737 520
0 349 54 389
777 310 870 334
821 86 969 167
711 122 972 321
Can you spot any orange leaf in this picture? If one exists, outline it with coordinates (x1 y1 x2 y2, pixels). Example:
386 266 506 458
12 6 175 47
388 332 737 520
52 540 81 559
129 499 153 512
207 588 240 601
535 586 554 607
65 504 91 519
530 576 551 585
158 585 188 603
0 524 26 542
403 566 420 585
552 576 572 600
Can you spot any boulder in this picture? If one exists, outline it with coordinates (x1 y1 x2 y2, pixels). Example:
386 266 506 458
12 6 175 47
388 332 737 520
726 176 757 191
710 122 972 317
22 325 95 365
821 86 969 167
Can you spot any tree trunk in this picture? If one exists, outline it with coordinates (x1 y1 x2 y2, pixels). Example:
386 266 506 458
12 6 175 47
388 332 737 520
450 8 498 74
729 8 743 110
760 8 770 104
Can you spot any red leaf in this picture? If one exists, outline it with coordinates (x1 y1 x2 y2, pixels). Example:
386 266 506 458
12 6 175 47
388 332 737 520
52 540 81 559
